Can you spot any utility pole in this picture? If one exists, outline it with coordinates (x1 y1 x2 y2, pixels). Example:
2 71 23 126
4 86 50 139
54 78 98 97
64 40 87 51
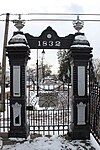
0 13 10 111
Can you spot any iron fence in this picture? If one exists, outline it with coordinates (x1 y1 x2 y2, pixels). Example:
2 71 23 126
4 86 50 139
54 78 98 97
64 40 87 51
26 80 71 135
89 60 100 144
0 93 10 133
27 106 70 135
0 81 71 136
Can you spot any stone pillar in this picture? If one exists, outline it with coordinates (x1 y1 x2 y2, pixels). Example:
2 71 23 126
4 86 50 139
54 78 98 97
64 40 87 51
6 31 30 138
68 32 93 139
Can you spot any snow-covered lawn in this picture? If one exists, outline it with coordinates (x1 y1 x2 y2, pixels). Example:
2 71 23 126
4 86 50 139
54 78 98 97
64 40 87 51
2 134 100 150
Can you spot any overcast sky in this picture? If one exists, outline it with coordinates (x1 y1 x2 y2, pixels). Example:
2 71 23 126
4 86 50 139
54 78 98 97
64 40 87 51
0 0 100 73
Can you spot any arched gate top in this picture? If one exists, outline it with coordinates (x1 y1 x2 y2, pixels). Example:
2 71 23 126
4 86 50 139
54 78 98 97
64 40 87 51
25 26 74 49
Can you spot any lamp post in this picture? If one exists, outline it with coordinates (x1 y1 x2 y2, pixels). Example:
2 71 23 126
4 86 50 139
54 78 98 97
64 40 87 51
63 74 65 91
42 49 45 82
67 67 70 134
36 49 39 97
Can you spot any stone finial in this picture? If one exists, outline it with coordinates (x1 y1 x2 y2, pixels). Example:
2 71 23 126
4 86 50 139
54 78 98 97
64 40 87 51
73 15 84 32
13 14 25 31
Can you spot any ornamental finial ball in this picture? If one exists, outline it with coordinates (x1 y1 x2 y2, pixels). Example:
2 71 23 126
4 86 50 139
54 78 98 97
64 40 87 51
73 15 84 32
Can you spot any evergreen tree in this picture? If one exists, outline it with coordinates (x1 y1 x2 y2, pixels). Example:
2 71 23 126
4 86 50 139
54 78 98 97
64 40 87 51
43 64 52 77
57 49 71 83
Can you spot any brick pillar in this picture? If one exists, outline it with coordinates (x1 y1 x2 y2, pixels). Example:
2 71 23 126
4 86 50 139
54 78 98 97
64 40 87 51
68 32 93 139
6 31 30 138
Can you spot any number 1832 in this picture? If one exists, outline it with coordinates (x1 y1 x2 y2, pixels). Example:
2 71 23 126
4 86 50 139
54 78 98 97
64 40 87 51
38 41 61 47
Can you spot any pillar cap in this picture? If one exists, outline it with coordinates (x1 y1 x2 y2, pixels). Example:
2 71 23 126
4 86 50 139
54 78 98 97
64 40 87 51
71 32 91 49
7 31 30 48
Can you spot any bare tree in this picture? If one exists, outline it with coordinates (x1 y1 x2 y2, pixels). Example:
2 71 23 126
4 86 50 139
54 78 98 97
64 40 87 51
93 58 100 82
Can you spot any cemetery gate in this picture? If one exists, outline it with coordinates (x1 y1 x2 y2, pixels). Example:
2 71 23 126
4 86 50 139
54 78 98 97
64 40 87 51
0 17 99 143
6 26 73 138
26 77 71 135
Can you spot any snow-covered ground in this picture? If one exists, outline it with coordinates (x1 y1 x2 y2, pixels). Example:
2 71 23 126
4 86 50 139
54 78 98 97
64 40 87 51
1 134 100 150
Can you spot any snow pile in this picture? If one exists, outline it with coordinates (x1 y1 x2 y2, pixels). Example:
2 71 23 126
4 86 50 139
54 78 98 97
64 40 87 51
7 33 30 48
2 134 100 150
71 34 90 48
0 137 3 149
71 44 89 48
90 134 100 150
74 35 87 41
10 34 28 44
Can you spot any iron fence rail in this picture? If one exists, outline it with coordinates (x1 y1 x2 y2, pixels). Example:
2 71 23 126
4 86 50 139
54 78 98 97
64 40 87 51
0 94 10 133
89 60 100 145
27 107 69 135
0 93 70 136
